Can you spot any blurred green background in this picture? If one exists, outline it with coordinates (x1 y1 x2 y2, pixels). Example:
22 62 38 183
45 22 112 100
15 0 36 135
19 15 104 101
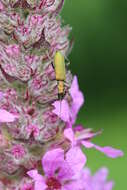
61 0 127 189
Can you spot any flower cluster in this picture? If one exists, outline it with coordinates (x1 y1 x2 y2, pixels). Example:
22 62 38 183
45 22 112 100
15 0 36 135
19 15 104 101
27 76 123 190
0 0 123 189
0 0 71 181
27 149 114 190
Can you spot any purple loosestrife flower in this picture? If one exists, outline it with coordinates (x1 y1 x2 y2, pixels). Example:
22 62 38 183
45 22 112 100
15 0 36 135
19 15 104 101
0 168 115 190
53 76 123 158
64 127 123 158
78 167 114 190
27 148 86 190
52 75 84 126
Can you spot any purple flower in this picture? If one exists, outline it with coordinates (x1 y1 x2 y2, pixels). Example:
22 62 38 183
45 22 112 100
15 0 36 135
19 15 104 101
0 109 18 123
52 75 84 125
53 74 123 159
79 167 114 190
64 128 123 158
27 147 86 190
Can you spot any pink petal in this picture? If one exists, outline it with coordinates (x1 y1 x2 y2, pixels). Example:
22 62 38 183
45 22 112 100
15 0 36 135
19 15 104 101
81 141 94 148
104 181 114 190
69 76 84 104
42 148 65 177
27 170 44 181
0 109 18 123
34 181 47 190
94 145 124 158
66 147 86 174
52 100 70 122
27 170 47 190
93 167 109 182
57 161 74 182
63 180 83 190
82 141 124 158
69 76 84 118
64 128 76 146
75 127 101 141
93 168 114 190
52 76 84 125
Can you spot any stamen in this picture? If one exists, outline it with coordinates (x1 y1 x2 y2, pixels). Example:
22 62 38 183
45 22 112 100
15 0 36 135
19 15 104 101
46 177 61 190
